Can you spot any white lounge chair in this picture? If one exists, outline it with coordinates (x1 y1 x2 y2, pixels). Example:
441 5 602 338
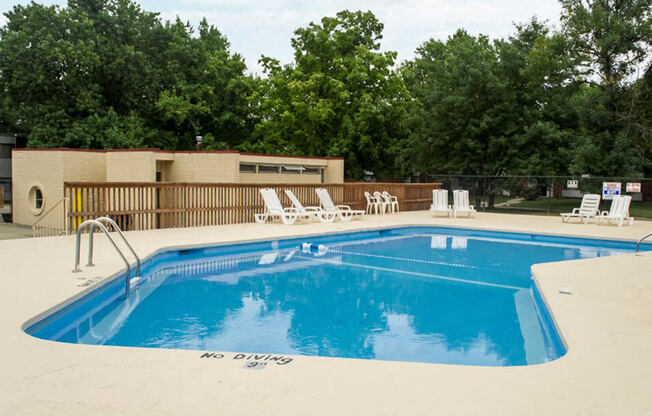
560 194 601 224
430 235 447 249
597 195 634 226
254 189 311 225
430 189 452 217
451 236 468 250
452 190 476 217
284 189 336 223
373 191 388 214
364 191 381 214
381 191 399 213
315 188 365 221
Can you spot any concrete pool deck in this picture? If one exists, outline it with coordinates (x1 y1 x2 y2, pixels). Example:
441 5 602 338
1 211 651 415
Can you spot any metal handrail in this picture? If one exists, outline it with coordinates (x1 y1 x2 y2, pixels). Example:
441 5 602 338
73 219 132 297
31 197 70 237
88 217 141 276
636 232 652 253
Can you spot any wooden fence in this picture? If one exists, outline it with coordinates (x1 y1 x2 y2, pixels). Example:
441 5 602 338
64 182 441 232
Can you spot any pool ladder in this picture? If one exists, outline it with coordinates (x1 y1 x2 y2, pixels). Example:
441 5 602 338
636 231 652 254
73 217 141 297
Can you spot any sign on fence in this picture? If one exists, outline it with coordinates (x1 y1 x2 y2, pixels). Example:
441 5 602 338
626 182 641 193
602 182 621 200
566 180 578 189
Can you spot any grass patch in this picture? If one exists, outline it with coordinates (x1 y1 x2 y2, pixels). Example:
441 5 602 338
486 197 652 219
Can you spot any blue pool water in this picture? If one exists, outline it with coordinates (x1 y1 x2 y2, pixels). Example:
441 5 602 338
26 227 649 366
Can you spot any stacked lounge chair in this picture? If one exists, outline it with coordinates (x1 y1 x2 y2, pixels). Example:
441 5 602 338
560 194 601 224
284 189 336 223
430 189 452 217
597 195 634 226
316 188 365 221
254 189 311 225
452 190 476 217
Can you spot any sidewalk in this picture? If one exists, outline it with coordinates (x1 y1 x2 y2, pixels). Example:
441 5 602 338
0 222 32 240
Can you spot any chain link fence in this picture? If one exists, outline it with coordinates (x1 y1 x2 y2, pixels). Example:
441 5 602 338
414 175 652 219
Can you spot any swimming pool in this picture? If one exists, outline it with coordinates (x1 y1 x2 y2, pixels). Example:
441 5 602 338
25 226 649 366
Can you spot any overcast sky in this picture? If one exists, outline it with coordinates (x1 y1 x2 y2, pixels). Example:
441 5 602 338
0 0 562 74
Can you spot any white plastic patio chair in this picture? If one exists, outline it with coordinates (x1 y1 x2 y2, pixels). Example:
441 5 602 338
381 191 399 213
284 189 336 223
254 189 311 225
560 193 601 224
430 189 452 217
452 190 476 217
373 191 388 214
597 195 634 226
364 191 381 214
316 188 365 221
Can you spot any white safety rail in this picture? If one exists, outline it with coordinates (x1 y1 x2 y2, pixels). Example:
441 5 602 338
636 232 652 254
73 218 141 298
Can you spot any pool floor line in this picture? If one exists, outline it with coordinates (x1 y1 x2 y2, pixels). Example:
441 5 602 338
324 246 527 277
294 254 525 292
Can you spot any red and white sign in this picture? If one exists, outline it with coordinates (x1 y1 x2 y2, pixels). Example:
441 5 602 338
602 182 621 200
626 182 641 193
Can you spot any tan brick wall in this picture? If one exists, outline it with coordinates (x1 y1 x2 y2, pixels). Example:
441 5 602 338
239 172 324 184
12 150 65 226
166 153 239 182
106 152 156 182
63 152 106 182
11 149 345 225
324 159 344 184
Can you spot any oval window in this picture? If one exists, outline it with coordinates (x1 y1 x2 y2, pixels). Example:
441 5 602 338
29 186 45 214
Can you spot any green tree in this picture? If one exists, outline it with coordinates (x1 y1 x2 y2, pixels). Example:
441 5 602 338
246 10 409 179
400 30 518 176
560 0 652 175
155 18 255 150
0 0 253 150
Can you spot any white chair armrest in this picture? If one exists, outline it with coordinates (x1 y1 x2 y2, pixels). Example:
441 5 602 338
336 205 352 211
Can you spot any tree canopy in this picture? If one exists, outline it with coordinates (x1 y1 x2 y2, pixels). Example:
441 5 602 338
244 11 409 178
0 0 650 178
0 0 253 150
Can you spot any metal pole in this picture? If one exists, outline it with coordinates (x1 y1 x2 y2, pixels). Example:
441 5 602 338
547 176 552 216
88 222 97 266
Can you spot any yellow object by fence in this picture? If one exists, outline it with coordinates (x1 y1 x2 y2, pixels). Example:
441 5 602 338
73 189 82 230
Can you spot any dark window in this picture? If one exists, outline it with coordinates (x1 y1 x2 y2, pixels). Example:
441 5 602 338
0 144 11 159
35 188 43 209
258 165 279 174
303 167 322 175
239 163 257 173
